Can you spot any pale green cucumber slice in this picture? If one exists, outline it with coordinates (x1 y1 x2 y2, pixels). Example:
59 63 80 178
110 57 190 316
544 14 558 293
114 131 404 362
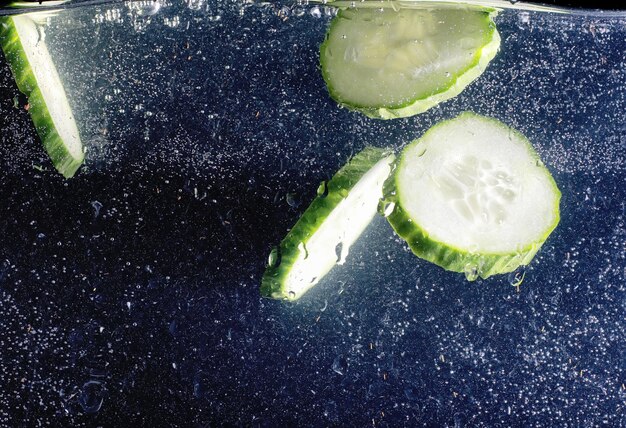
1 13 84 178
262 147 395 301
384 112 561 279
320 8 500 119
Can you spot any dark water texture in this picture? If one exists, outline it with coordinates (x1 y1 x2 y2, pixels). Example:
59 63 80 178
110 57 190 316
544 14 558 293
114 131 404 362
0 2 625 426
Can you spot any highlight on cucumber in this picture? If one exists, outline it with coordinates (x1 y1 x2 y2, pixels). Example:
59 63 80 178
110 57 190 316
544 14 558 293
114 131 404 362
1 6 85 178
384 112 561 280
261 147 395 301
319 6 501 119
1 0 69 10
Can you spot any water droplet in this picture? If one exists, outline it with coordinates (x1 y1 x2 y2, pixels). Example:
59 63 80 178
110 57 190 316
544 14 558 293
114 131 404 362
338 281 345 295
332 355 347 375
335 242 345 264
193 373 205 398
91 200 103 218
381 201 396 217
37 232 46 239
310 6 321 18
317 180 329 198
267 247 282 267
286 192 300 208
168 320 177 336
464 264 479 281
298 242 309 259
78 381 105 414
508 266 526 287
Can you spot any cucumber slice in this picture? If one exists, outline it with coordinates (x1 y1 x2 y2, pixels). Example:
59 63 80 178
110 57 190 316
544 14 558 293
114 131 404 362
320 8 500 119
384 112 560 279
1 13 84 178
262 147 395 301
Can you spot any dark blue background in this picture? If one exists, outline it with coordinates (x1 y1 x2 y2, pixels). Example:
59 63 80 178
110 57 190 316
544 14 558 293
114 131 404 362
0 2 625 426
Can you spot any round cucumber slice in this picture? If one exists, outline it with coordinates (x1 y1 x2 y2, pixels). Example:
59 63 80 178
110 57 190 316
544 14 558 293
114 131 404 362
384 112 561 279
320 7 500 119
262 147 395 301
1 14 84 178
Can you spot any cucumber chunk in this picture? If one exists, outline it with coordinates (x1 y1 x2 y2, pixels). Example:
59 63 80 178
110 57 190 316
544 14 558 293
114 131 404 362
385 112 561 279
1 13 84 178
262 147 395 301
320 7 500 119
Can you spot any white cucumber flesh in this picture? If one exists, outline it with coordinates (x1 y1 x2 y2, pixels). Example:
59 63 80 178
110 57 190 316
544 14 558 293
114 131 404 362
385 112 561 279
1 13 84 178
262 147 395 301
320 7 500 119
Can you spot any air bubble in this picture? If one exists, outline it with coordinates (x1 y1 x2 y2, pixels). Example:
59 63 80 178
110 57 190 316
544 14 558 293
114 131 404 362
78 381 105 414
508 266 526 287
286 192 300 208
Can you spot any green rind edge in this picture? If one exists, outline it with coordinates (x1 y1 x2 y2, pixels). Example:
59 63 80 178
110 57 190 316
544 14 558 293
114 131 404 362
383 111 561 279
319 9 501 120
261 146 393 300
0 16 84 178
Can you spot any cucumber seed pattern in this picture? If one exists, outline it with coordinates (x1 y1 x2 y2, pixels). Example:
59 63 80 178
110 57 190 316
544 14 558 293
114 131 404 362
433 155 519 226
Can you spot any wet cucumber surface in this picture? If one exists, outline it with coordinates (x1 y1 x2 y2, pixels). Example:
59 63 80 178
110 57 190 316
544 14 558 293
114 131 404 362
0 1 625 426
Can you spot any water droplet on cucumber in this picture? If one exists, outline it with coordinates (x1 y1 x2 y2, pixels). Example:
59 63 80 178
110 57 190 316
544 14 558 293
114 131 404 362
267 247 281 268
464 264 479 281
298 242 308 259
378 199 396 217
317 180 329 198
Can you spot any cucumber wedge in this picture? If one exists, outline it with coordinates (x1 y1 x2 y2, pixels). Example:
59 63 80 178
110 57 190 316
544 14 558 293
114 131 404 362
1 13 84 178
320 8 500 119
262 147 395 301
384 112 560 279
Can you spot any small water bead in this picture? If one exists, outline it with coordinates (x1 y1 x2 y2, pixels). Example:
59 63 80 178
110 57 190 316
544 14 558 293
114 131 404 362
383 201 396 217
317 180 329 198
464 264 479 281
286 192 300 208
309 6 321 18
332 354 347 375
298 242 308 259
268 247 281 267
335 242 345 264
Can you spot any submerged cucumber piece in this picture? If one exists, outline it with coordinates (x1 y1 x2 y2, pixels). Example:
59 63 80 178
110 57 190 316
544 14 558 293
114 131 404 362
320 8 500 119
1 13 84 178
385 112 560 279
262 147 395 301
